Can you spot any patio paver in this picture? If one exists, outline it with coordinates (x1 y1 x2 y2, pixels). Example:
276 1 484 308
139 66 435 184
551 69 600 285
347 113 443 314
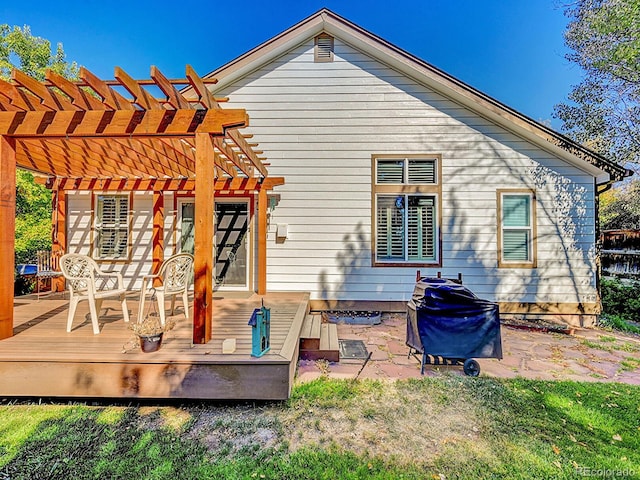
296 314 640 385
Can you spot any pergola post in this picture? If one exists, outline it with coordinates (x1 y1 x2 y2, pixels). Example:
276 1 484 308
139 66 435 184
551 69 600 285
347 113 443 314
257 187 268 295
193 132 215 344
0 136 16 339
52 187 66 292
152 189 164 286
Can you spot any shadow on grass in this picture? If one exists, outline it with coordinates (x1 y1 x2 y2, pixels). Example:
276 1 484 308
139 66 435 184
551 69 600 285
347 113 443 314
0 378 638 480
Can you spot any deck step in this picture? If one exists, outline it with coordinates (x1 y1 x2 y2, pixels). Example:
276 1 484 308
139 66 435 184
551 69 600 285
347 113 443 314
299 314 322 350
299 316 340 363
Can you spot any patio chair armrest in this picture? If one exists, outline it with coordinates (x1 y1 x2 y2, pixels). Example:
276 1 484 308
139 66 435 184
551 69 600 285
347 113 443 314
141 274 162 290
97 270 126 289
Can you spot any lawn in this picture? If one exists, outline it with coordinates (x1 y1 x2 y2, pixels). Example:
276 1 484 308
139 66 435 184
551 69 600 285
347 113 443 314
0 376 638 479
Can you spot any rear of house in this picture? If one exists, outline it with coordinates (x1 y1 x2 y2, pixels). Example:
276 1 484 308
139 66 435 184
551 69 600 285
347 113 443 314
63 10 627 326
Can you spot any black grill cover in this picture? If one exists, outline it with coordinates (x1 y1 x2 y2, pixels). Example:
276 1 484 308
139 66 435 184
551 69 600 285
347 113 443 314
407 278 502 359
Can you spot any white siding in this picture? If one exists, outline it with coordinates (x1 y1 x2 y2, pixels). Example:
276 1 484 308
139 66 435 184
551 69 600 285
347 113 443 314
216 38 598 305
67 191 157 291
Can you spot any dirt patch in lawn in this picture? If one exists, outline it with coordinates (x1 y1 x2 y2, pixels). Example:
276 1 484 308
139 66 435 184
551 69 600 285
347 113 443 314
277 380 489 465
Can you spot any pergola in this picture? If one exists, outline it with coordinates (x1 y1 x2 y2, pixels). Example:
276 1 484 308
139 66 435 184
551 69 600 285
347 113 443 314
0 65 282 344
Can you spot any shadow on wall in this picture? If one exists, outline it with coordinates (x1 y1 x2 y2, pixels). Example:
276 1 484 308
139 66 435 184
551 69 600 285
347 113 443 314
316 136 594 311
318 222 371 306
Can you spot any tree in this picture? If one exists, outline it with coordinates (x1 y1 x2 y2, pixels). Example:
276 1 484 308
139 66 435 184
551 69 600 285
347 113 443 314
0 25 78 266
600 178 640 230
0 25 78 80
554 0 640 168
14 170 53 264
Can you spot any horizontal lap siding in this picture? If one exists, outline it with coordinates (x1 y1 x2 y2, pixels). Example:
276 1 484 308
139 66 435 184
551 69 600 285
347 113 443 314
67 192 156 290
218 39 598 304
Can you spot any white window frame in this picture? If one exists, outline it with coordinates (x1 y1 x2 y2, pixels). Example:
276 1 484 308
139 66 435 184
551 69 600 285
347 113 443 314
497 189 537 268
372 155 441 267
93 193 130 261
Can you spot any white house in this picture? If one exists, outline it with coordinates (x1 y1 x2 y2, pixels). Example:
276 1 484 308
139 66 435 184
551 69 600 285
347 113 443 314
64 9 629 326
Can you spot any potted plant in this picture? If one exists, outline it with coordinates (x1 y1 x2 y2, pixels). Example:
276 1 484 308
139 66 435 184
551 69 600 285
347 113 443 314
129 313 175 353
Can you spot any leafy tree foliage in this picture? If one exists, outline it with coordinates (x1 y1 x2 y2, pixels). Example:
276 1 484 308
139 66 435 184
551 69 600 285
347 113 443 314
554 0 640 168
0 25 78 268
0 24 78 80
600 178 640 230
15 170 53 264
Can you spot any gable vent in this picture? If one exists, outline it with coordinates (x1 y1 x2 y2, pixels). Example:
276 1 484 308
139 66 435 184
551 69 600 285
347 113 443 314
314 34 334 63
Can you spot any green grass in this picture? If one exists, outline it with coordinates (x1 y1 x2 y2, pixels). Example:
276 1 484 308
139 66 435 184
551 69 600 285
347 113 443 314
581 335 640 355
600 313 640 335
0 377 638 479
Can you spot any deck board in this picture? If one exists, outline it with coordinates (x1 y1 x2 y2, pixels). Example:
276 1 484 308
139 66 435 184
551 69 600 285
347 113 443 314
0 291 310 399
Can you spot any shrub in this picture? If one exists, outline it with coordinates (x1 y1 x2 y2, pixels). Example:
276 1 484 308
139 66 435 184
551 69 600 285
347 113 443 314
600 278 640 333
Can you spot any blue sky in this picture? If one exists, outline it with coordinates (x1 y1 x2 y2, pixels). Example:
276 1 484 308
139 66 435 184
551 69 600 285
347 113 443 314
1 0 580 129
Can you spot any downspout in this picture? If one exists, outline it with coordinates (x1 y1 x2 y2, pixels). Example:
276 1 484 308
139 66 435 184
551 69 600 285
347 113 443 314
595 178 603 316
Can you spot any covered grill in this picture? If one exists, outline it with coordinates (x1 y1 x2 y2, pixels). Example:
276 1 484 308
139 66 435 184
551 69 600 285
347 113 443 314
407 277 502 376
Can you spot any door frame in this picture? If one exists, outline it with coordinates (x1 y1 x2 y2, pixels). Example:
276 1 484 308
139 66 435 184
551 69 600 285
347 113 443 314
214 198 252 291
176 195 253 291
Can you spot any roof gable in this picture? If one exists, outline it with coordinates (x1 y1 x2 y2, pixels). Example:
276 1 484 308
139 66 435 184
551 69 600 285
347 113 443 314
201 8 629 184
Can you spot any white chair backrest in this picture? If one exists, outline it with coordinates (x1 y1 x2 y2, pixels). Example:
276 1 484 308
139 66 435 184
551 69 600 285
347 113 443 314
159 253 194 294
60 254 99 293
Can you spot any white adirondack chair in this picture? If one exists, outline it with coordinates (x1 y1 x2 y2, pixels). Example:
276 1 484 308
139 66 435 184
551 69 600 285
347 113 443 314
137 253 194 326
60 253 130 334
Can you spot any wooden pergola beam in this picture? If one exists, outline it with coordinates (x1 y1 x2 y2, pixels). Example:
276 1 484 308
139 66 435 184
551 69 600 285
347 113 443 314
115 67 164 111
16 138 130 178
79 67 134 110
150 66 191 110
0 108 250 137
12 69 77 111
185 65 267 177
45 70 106 111
52 176 285 192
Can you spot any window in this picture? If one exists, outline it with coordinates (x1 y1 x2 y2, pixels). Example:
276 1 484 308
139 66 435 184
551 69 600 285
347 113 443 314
179 201 195 255
314 33 334 62
94 194 130 260
373 156 440 265
498 190 536 268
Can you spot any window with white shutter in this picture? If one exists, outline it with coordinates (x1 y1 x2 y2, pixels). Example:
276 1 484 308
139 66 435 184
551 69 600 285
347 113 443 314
498 190 536 268
373 156 440 265
94 194 130 260
407 196 436 261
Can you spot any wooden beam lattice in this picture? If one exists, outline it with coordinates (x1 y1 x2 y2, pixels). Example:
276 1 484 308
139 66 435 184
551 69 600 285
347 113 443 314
0 65 268 181
52 176 286 192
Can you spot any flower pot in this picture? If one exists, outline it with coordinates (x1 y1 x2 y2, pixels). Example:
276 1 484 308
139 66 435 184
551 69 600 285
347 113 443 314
139 332 163 353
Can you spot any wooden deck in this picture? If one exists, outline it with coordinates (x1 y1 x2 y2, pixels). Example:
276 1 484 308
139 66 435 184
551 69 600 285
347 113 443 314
0 291 310 400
